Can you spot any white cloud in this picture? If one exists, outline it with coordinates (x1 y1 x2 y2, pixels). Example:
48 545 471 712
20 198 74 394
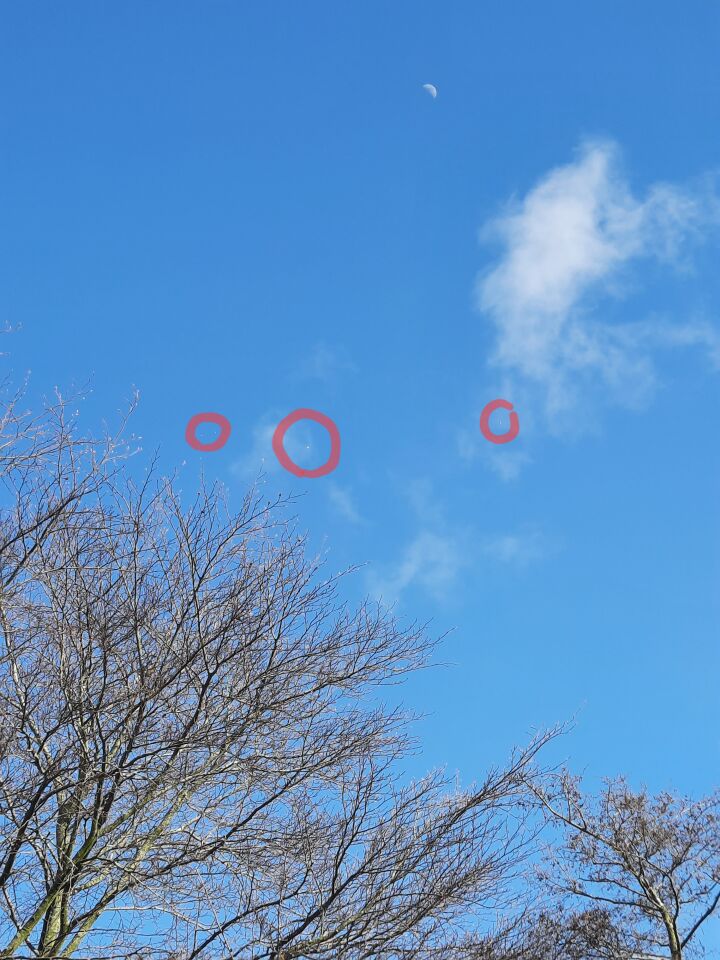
232 407 342 483
603 314 720 368
455 378 537 478
405 477 447 525
477 140 719 423
367 524 552 605
456 422 533 480
230 417 278 481
480 529 551 568
231 412 318 481
295 342 357 384
328 484 362 523
367 531 466 604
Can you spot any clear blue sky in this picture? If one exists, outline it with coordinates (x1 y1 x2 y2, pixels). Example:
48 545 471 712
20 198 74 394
1 0 718 834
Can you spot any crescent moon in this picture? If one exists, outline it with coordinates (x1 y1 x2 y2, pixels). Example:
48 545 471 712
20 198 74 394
422 83 437 99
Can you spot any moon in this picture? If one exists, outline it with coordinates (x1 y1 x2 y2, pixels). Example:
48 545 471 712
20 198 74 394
422 83 437 99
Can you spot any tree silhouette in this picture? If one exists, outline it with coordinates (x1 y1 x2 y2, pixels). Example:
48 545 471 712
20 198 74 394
0 386 551 959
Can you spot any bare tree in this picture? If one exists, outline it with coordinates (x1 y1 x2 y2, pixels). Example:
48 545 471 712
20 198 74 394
489 905 635 960
0 387 552 960
526 772 720 960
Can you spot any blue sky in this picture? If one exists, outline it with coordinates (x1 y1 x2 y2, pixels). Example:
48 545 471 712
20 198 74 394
1 0 718 857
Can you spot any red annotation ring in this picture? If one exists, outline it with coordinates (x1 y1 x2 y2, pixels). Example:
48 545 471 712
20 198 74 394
185 412 232 452
272 408 341 478
185 400 517 463
479 399 520 444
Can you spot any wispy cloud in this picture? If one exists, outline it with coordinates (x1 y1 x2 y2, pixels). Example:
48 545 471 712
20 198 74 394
480 528 553 568
455 378 537 478
456 423 533 480
231 411 322 481
367 523 552 605
230 416 279 481
476 139 720 425
367 531 467 604
294 341 358 384
328 484 362 523
404 477 447 526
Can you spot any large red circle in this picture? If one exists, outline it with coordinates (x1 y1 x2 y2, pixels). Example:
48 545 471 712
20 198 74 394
185 412 232 452
272 408 341 478
479 399 520 444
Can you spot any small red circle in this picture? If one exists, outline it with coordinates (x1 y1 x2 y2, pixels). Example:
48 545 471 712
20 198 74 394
185 413 232 452
272 408 341 478
479 399 520 444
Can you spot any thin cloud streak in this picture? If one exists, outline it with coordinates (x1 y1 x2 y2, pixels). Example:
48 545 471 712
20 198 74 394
328 484 363 523
294 341 358 384
368 525 552 605
367 531 467 604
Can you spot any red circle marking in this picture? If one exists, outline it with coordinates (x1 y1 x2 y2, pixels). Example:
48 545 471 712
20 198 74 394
479 399 520 445
272 408 341 478
185 412 232 452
